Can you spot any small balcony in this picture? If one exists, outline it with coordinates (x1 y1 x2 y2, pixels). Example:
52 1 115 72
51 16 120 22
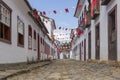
86 11 91 27
101 0 111 5
79 20 85 29
92 4 100 19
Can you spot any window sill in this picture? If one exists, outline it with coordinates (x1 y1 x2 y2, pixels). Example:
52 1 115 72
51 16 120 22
0 38 11 44
28 48 32 50
18 44 24 48
34 49 36 51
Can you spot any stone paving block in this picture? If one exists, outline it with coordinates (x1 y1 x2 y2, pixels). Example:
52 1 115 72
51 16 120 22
5 60 120 80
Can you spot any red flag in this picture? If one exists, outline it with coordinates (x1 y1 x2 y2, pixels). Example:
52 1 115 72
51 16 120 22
91 0 94 18
33 9 37 16
77 27 82 36
77 4 82 10
65 8 69 13
53 10 57 14
93 0 97 6
36 15 40 20
43 11 46 15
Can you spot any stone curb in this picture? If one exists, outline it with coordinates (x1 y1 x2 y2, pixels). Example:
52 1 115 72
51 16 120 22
0 62 50 80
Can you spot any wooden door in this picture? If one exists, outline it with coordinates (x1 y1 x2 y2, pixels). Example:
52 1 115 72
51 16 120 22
84 39 86 61
108 6 117 60
79 43 81 60
88 32 91 59
37 34 40 60
95 24 100 60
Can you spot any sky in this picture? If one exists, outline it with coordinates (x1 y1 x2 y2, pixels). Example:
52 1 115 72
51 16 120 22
28 0 78 29
28 0 78 43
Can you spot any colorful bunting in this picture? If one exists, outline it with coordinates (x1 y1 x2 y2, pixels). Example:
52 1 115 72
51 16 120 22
77 27 82 36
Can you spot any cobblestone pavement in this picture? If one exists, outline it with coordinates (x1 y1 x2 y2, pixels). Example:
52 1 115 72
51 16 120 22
7 59 120 80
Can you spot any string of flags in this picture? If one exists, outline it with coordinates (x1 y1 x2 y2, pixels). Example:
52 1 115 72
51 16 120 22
55 33 70 37
56 27 72 31
41 4 82 16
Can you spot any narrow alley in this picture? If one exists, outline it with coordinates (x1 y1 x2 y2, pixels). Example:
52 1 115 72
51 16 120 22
7 60 120 80
0 0 120 80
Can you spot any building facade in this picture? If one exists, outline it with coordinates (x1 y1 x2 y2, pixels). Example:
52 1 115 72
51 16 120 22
40 14 57 59
0 0 56 64
72 0 120 62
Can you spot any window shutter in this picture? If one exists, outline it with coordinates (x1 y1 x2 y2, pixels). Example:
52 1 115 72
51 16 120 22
28 26 32 49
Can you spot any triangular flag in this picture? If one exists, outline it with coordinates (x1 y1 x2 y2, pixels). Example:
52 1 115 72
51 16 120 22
65 28 68 30
59 27 61 29
53 10 57 14
65 8 69 13
43 11 46 15
77 27 82 36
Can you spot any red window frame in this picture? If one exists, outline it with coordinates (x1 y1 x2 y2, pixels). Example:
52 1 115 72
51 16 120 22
34 30 36 51
28 25 32 49
0 0 12 44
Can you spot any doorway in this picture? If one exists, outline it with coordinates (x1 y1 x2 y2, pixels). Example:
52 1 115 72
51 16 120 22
95 24 100 60
88 32 91 59
108 6 117 60
37 34 40 60
79 43 81 60
84 39 86 61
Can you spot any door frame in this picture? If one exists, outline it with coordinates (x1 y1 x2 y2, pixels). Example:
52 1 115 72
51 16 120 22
37 34 40 61
84 39 86 61
108 5 117 60
79 43 81 60
88 31 91 59
95 23 100 60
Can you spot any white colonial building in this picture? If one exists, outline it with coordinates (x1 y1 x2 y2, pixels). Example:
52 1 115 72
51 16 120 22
0 0 56 64
39 14 57 59
72 0 120 62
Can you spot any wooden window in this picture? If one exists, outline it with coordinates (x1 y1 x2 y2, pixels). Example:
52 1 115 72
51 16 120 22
17 16 24 47
0 1 11 43
34 30 36 50
108 5 117 60
43 39 44 45
109 7 116 42
41 37 42 44
28 25 32 49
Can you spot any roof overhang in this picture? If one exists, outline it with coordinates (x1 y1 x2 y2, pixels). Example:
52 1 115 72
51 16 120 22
24 0 32 10
74 0 85 18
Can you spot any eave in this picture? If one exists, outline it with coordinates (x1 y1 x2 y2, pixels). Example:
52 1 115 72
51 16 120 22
28 12 49 34
24 0 32 10
74 0 85 18
28 12 43 28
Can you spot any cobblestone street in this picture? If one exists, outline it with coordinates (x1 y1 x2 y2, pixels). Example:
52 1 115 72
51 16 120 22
6 59 120 80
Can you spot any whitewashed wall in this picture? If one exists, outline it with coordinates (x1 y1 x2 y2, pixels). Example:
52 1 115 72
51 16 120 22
72 0 120 61
0 0 43 63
